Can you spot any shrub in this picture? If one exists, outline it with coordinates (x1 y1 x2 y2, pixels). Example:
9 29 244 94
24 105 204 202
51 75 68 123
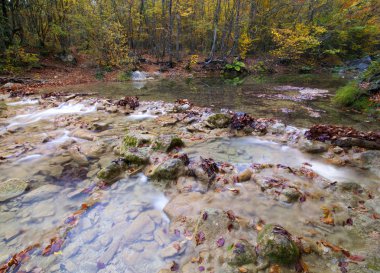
0 45 39 74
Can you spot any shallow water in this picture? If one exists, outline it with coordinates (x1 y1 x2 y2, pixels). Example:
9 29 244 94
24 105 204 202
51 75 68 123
0 88 379 272
43 74 379 131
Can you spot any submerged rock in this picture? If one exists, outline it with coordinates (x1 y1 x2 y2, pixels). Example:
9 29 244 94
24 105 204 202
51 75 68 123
148 158 185 181
205 113 231 129
0 179 29 202
257 224 300 265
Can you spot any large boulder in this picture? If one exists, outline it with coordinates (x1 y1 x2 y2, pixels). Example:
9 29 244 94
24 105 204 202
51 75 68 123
256 224 300 265
148 158 185 181
0 179 29 202
205 114 231 129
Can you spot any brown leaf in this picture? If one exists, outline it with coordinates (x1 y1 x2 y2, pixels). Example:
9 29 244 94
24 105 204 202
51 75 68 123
269 264 281 273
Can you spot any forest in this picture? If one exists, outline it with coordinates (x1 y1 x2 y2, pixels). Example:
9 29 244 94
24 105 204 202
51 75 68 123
1 0 380 70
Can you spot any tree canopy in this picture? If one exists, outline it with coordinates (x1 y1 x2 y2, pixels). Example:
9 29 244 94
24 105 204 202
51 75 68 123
1 0 379 70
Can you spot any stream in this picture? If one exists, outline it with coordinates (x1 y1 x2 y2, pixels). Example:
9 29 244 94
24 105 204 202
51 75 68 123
0 76 379 273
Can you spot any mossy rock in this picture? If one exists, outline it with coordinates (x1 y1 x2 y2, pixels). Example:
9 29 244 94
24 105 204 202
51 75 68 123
124 147 150 166
148 158 185 180
257 224 300 265
226 239 257 266
121 132 154 153
152 135 184 152
97 160 126 183
205 114 231 129
0 179 29 202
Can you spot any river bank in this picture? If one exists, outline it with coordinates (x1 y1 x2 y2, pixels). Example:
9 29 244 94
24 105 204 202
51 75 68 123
0 91 379 273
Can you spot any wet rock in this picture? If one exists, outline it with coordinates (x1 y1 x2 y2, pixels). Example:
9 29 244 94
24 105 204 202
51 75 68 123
332 137 380 150
333 146 344 154
0 178 29 202
237 168 253 182
97 159 127 183
256 224 300 265
226 239 257 266
89 122 109 132
71 129 97 141
298 139 328 154
68 146 88 166
80 142 107 159
22 184 62 203
269 122 286 135
194 208 234 242
354 150 380 176
152 135 184 152
123 147 150 165
157 115 179 126
338 182 363 192
148 158 185 181
205 113 231 129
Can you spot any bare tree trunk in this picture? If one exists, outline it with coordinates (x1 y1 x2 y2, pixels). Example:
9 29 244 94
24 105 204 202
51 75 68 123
229 0 241 57
168 0 173 66
208 0 222 62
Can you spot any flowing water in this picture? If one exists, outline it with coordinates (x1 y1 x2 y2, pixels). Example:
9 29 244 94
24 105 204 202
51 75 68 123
0 76 379 273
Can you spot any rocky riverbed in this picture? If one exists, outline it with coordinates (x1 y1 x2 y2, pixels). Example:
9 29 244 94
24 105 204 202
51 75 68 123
0 93 379 273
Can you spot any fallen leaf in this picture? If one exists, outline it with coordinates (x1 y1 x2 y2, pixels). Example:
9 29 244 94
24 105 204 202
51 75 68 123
321 206 334 225
239 266 248 273
269 264 281 273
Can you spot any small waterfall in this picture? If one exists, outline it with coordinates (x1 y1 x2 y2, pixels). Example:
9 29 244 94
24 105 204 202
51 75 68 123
131 71 148 81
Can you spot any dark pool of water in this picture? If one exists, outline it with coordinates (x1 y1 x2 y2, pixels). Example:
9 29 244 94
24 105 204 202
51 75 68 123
45 74 379 130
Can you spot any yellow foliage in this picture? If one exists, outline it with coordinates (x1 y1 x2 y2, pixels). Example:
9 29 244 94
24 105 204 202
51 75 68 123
271 24 326 60
238 32 252 59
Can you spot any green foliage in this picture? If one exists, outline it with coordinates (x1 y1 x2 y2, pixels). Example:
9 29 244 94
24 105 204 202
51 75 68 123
362 60 380 81
0 45 39 74
225 60 246 72
117 71 132 82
